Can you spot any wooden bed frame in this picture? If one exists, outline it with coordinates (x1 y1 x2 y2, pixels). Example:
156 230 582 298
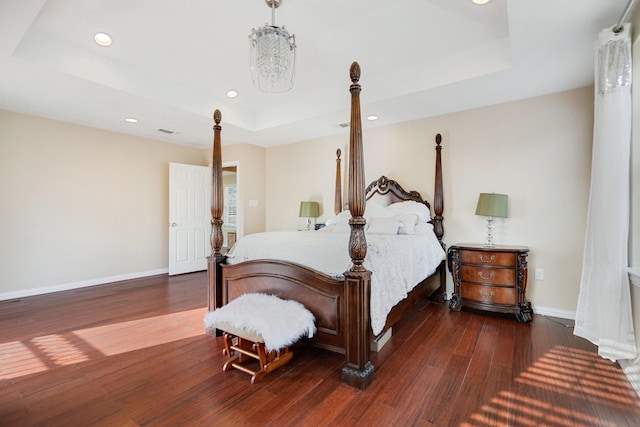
206 62 445 390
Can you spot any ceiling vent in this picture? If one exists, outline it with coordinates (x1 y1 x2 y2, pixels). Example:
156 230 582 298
336 122 350 128
157 128 175 134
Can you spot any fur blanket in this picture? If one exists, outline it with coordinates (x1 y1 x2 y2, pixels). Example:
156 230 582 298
203 293 316 351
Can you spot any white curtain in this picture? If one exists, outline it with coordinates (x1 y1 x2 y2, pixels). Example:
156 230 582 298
574 25 636 361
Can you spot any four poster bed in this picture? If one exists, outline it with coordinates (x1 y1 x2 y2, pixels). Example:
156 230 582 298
206 62 445 389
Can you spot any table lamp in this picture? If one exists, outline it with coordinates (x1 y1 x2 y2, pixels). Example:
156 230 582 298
475 193 508 247
299 201 319 231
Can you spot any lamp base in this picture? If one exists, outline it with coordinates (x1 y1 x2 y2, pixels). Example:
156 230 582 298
484 216 495 247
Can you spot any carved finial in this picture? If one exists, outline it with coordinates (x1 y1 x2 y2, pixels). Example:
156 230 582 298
350 62 360 84
336 148 341 159
213 109 221 125
435 133 442 146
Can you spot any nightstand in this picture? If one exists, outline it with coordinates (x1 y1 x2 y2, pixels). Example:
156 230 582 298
448 244 532 322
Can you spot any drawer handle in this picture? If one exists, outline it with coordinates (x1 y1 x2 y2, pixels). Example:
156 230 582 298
478 271 495 280
478 290 495 299
479 254 495 263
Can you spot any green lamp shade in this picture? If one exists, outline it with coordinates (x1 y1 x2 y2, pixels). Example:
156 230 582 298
299 201 319 218
475 193 508 218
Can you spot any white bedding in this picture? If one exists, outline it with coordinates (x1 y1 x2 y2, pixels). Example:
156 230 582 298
226 225 445 335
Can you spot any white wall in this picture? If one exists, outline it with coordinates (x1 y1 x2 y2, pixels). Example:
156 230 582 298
265 87 594 316
0 109 209 298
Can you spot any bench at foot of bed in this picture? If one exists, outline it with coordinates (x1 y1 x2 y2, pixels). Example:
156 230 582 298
203 293 316 383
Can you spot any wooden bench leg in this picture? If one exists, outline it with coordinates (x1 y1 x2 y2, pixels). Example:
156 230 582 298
220 332 293 383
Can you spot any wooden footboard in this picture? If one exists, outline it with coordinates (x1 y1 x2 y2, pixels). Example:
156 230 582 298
211 257 446 353
208 249 445 390
221 260 347 354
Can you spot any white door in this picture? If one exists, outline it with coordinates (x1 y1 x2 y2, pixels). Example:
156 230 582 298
169 163 211 275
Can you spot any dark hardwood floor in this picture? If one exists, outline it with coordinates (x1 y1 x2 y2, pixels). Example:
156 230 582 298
1 272 639 426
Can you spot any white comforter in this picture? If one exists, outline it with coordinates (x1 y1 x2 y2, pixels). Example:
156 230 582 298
226 229 445 335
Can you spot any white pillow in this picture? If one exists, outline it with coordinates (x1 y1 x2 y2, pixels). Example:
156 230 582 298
326 210 351 226
367 216 401 235
397 213 419 235
328 201 395 228
388 200 431 223
415 222 435 235
364 200 395 219
331 222 351 233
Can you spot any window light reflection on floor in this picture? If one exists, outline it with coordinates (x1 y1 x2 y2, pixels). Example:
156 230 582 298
461 345 638 427
0 308 206 380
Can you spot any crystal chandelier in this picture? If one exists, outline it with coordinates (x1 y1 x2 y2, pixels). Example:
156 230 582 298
249 0 296 93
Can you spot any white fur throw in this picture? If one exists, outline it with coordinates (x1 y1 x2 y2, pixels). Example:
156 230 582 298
203 293 316 351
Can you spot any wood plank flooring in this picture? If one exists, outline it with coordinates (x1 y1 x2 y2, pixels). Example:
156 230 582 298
1 272 639 426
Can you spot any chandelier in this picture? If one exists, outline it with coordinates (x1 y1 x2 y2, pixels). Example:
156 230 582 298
249 0 296 93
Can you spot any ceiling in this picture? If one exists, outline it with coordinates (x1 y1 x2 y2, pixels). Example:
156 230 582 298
0 0 633 148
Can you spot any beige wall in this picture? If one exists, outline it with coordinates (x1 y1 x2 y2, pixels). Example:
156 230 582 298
266 135 347 231
0 86 594 317
265 87 594 315
0 109 208 297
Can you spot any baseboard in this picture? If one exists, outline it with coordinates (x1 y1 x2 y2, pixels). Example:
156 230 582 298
0 268 169 301
619 358 640 398
532 305 576 320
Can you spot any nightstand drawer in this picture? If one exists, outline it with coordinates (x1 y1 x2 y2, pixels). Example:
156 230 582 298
460 250 515 267
460 283 516 305
460 265 515 286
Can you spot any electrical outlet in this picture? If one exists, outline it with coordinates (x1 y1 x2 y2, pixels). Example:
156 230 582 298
534 268 544 280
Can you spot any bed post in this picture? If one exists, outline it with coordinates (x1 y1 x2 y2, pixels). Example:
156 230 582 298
342 62 374 390
432 133 446 300
433 133 444 241
334 149 342 215
207 109 224 313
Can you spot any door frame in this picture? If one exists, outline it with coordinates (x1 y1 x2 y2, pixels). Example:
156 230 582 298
222 160 242 244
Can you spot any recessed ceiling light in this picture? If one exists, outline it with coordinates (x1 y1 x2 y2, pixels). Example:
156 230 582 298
226 89 238 98
124 117 138 123
472 0 490 4
366 115 378 121
94 32 112 47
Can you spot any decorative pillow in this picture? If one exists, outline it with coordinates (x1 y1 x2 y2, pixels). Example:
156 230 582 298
397 213 419 235
367 216 401 235
388 200 431 223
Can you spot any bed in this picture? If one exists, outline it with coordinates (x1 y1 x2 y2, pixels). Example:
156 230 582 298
206 62 445 389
